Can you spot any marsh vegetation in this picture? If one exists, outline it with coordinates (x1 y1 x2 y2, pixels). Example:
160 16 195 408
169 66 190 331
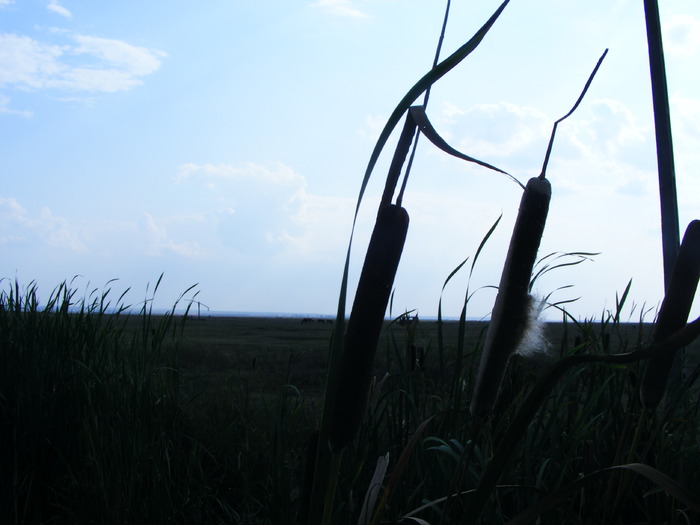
3 1 699 523
1 282 699 523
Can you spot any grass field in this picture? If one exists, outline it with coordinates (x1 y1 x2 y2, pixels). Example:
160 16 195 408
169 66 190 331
3 284 699 524
173 314 700 523
174 315 693 403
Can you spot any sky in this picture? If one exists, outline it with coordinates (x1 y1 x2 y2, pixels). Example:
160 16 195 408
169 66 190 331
1 0 699 322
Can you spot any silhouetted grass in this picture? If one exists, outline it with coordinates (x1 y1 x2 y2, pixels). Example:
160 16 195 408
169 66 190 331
0 279 240 524
2 279 698 523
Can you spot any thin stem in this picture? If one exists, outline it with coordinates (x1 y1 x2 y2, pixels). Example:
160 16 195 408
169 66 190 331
539 49 608 179
424 0 451 108
398 0 451 205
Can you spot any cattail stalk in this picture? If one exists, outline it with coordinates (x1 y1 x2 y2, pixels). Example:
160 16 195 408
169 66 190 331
328 204 409 452
641 220 700 408
470 176 551 419
468 50 605 419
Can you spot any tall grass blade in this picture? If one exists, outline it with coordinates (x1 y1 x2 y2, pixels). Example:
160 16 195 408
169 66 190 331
530 251 599 289
437 256 470 380
643 0 681 288
450 215 502 417
614 279 633 325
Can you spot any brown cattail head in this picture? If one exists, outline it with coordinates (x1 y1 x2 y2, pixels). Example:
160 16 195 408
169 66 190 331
328 204 409 452
641 220 700 408
471 177 551 419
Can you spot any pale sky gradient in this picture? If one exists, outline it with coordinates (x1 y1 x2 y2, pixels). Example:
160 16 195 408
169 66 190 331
1 0 699 322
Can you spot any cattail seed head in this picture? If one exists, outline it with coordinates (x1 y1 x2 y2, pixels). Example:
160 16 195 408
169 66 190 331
471 177 551 419
328 204 409 452
641 220 700 408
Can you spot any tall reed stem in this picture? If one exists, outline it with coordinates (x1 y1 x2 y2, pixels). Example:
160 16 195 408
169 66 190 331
643 0 680 287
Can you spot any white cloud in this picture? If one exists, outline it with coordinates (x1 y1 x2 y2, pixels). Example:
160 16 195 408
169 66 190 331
174 162 310 252
72 35 163 76
47 0 72 18
38 207 86 250
175 161 307 189
0 0 14 6
310 0 369 19
671 93 700 142
358 113 387 142
0 196 86 251
534 99 655 199
669 94 700 215
568 99 648 160
173 161 355 262
401 97 664 321
0 34 63 89
0 32 166 93
434 100 551 176
0 95 32 117
141 213 206 259
436 98 654 186
441 101 467 122
663 14 700 57
456 102 550 157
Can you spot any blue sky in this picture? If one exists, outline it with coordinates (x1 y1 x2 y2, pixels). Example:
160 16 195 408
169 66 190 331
1 0 699 322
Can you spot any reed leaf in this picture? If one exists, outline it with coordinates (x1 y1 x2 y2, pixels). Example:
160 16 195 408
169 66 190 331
352 0 511 220
358 453 390 525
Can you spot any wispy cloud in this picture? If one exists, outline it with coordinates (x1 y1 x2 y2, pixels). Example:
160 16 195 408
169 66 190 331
432 97 656 200
0 32 166 93
669 94 700 214
358 114 386 142
310 0 369 19
578 99 648 157
175 161 307 189
0 196 86 252
141 213 207 259
0 95 32 118
47 0 72 18
664 14 700 57
438 100 551 175
173 161 355 261
174 162 311 254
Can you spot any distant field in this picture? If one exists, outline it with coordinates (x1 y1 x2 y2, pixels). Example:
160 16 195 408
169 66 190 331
171 316 697 408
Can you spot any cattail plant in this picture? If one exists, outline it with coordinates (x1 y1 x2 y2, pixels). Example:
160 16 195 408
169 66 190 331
470 175 551 419
469 50 607 419
641 219 700 408
328 203 409 452
307 4 520 522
